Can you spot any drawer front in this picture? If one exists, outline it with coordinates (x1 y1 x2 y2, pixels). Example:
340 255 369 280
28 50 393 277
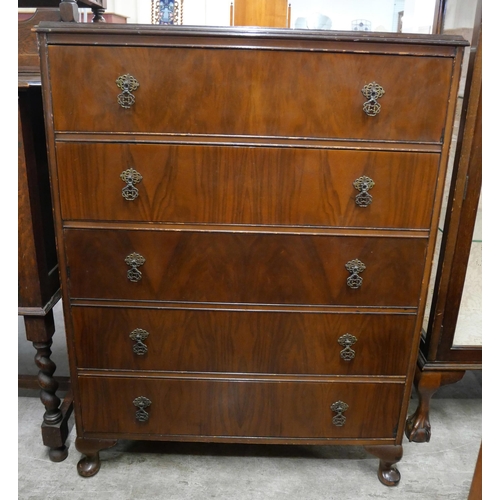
49 45 451 142
64 229 427 306
78 375 404 439
72 306 415 375
57 143 439 229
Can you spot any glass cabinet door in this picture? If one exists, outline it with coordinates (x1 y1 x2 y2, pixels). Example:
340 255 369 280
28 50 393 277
453 192 482 347
422 0 482 359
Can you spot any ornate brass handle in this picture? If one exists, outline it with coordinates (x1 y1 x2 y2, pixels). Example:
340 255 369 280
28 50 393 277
120 168 142 201
330 401 349 427
133 396 151 422
125 252 146 282
130 328 149 355
116 74 139 109
353 176 375 207
361 82 385 116
338 333 358 361
345 259 366 289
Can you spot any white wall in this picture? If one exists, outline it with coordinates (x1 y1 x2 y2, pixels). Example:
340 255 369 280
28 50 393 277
291 0 435 32
104 0 231 25
184 0 232 26
291 0 401 31
442 0 478 31
401 0 436 34
103 0 151 23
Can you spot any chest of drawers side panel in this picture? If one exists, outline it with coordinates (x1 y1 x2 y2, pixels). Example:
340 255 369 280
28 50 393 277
37 33 85 426
392 42 465 442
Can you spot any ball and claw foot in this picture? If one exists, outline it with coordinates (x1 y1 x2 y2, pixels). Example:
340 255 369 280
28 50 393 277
405 411 431 443
405 368 465 443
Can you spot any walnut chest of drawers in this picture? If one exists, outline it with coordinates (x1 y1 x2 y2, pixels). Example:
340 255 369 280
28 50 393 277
36 23 466 485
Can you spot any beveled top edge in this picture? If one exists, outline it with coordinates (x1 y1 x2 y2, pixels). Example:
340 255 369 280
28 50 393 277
34 22 469 46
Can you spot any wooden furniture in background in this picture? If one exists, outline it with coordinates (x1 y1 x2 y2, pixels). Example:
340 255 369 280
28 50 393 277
231 0 290 27
18 7 72 462
406 0 482 443
19 0 108 22
468 443 482 500
19 0 130 462
36 22 466 483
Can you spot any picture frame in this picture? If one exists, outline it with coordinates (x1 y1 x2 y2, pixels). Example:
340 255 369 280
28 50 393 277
151 0 183 25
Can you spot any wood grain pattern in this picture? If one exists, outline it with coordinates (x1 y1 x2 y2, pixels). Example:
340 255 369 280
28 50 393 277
18 96 42 307
36 23 466 479
19 27 68 461
18 87 59 308
233 0 289 27
56 142 440 229
18 8 61 75
468 443 481 500
48 45 452 142
72 306 415 375
78 375 404 439
64 228 427 306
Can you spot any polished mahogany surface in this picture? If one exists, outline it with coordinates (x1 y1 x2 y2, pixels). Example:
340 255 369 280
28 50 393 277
79 376 404 439
56 143 440 229
72 306 415 375
64 228 427 306
36 22 466 482
49 45 451 142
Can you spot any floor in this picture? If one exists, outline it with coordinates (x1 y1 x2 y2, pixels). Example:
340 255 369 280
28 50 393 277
18 302 482 500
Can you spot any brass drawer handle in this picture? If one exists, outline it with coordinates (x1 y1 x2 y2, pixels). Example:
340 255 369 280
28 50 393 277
130 328 149 355
125 252 146 282
133 396 151 422
353 176 375 207
120 168 142 201
345 259 366 289
116 74 139 109
338 333 358 361
330 400 349 427
361 82 385 116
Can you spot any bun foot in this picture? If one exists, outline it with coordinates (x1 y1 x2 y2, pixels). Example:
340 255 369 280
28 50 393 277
75 437 117 477
77 454 101 477
365 445 403 487
48 445 68 462
377 462 401 487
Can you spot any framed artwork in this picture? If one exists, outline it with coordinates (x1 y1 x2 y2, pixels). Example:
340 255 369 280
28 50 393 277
152 0 183 25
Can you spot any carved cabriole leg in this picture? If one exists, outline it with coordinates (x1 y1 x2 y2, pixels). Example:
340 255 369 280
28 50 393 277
24 314 69 462
75 437 117 477
59 1 79 22
364 445 403 487
405 367 465 443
